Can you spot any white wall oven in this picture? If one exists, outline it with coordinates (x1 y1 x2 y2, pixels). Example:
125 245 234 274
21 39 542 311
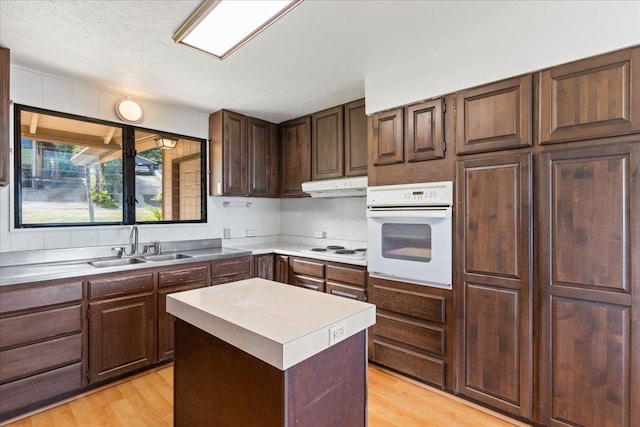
367 181 453 289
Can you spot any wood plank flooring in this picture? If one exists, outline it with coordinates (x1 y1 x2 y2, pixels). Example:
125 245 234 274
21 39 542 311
3 365 530 426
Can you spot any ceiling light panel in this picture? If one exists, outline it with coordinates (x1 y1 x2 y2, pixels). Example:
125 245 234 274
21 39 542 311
174 0 301 60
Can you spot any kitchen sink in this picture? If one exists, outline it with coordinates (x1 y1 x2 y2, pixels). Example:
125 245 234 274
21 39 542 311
142 253 194 261
88 258 147 268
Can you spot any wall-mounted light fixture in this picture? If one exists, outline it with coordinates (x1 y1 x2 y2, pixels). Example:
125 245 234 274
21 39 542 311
115 98 143 123
173 0 302 60
155 136 178 150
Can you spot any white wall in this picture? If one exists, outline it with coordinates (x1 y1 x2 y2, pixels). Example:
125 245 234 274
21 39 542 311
280 197 367 246
0 67 282 253
365 1 640 114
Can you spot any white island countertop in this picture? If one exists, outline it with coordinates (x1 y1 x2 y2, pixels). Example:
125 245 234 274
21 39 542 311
166 278 375 370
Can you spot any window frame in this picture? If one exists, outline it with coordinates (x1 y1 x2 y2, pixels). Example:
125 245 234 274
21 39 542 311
13 104 208 228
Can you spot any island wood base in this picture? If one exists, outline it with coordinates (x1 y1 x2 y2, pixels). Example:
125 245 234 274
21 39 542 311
174 319 367 427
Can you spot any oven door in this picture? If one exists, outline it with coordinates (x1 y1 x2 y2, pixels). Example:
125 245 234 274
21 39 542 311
367 208 452 289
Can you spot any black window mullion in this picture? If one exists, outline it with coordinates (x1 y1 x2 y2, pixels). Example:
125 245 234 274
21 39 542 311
122 126 136 224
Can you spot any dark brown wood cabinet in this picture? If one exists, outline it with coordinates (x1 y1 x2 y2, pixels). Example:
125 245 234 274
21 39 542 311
344 98 368 177
280 116 311 197
539 47 640 144
456 75 533 155
369 276 453 390
538 143 639 427
371 108 404 166
87 272 156 384
0 280 84 419
290 257 325 292
312 105 344 180
211 256 252 285
157 264 209 362
406 99 445 162
210 110 278 197
0 47 9 187
248 117 279 197
275 255 290 284
325 263 367 301
253 254 275 280
455 151 533 418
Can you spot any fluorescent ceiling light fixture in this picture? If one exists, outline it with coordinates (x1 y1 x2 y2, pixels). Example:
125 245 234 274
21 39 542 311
173 0 301 60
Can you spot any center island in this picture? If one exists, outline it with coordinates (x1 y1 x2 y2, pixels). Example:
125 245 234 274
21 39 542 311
166 278 376 427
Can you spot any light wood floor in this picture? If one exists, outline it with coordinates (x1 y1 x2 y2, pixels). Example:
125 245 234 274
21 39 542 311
3 365 530 427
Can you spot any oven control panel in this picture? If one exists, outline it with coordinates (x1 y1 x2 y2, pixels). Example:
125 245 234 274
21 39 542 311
367 181 453 207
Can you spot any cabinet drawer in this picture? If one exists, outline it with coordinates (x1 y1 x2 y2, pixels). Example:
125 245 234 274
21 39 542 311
294 275 325 292
0 281 82 314
373 339 445 388
211 273 251 286
158 265 208 288
375 313 445 356
0 305 82 350
88 272 154 300
291 258 324 278
326 282 366 301
373 283 445 323
211 257 251 279
0 334 82 383
0 362 83 416
326 265 365 287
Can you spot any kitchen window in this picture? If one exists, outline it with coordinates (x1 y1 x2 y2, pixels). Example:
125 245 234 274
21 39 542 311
13 105 206 227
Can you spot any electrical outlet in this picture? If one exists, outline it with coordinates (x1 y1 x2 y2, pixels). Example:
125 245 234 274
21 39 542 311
223 228 231 239
314 231 326 239
329 322 346 345
246 229 256 237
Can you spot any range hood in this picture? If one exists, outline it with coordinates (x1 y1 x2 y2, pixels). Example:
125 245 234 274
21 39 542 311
301 176 368 198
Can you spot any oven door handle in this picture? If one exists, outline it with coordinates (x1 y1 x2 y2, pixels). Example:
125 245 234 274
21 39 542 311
366 208 451 218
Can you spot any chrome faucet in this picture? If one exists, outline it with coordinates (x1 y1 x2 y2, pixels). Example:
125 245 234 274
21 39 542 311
124 224 138 256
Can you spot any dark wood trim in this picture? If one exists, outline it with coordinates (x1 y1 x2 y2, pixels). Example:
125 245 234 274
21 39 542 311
0 47 9 187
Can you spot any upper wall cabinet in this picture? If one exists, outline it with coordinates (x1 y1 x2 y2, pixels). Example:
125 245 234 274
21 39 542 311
539 46 640 144
248 117 279 197
312 105 344 180
209 110 278 197
456 75 533 155
312 98 368 180
0 47 9 187
371 107 404 166
280 116 311 197
344 98 368 177
406 99 445 162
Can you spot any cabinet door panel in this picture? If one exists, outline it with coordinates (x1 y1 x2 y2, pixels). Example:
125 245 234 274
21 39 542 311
549 297 629 427
344 98 368 176
456 75 532 154
275 255 290 284
539 47 640 143
539 143 639 426
249 118 278 197
456 152 532 418
312 106 344 180
463 284 520 405
254 254 275 280
406 99 444 162
222 111 247 195
280 116 311 197
158 282 207 362
372 108 403 165
89 294 155 383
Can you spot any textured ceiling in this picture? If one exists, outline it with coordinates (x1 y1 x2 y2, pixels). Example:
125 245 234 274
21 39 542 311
0 1 636 123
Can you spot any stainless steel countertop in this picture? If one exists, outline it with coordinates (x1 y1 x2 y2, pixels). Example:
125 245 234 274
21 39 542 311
0 241 250 287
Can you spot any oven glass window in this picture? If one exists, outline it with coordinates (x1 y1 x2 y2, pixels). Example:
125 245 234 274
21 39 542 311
381 223 431 262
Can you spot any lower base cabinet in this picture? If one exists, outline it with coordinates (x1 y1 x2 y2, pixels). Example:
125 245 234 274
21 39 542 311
368 276 453 390
0 280 84 420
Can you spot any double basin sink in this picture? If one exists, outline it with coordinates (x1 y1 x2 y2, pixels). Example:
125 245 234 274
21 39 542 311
88 253 193 268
